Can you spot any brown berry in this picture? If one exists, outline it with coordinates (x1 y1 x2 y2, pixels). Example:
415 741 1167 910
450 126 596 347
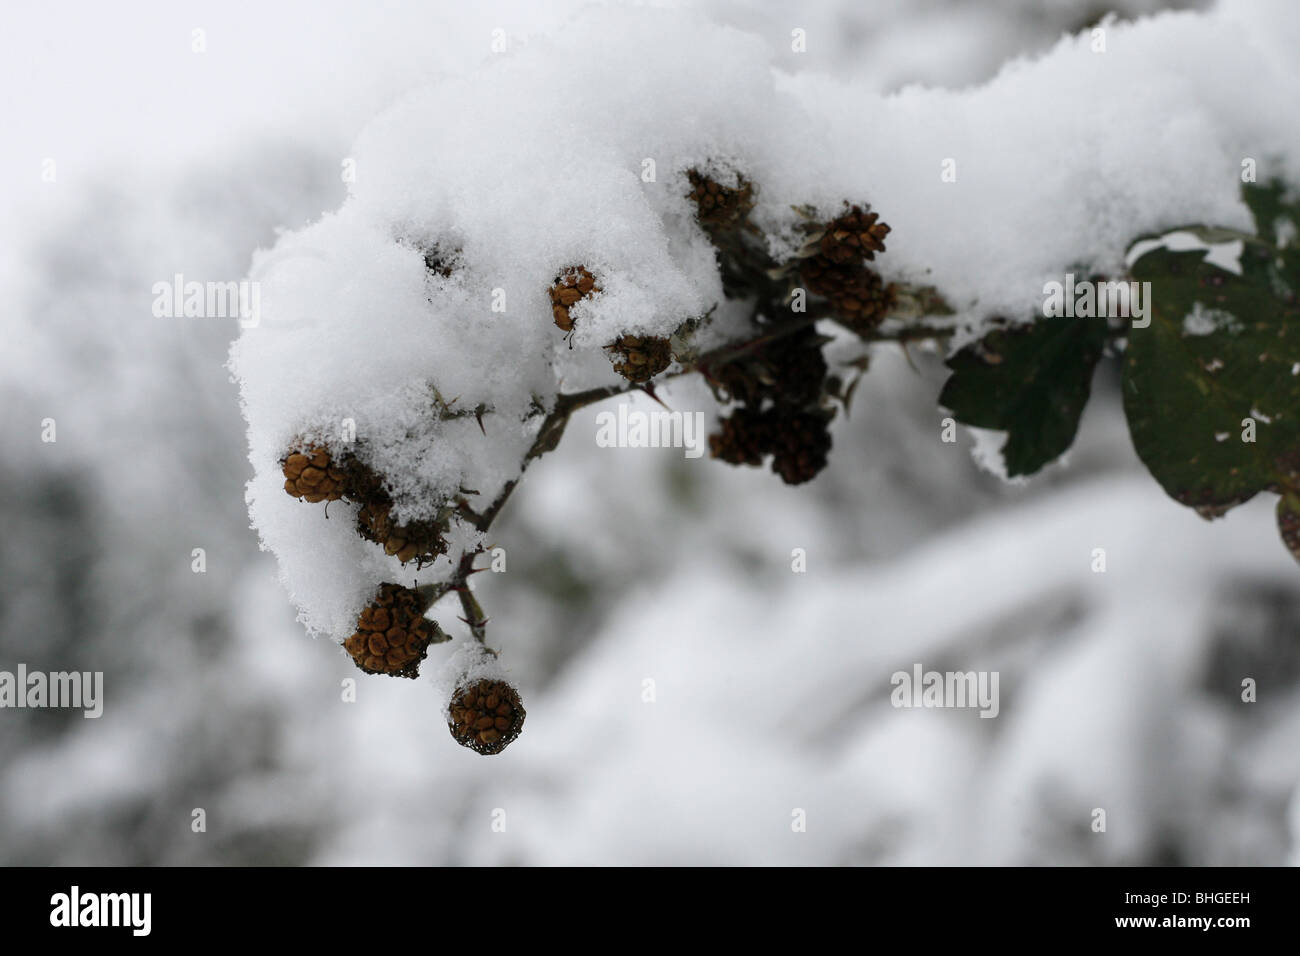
343 583 446 678
817 204 891 264
607 334 673 383
550 266 600 332
767 408 833 486
448 679 526 755
709 326 827 408
799 257 895 333
686 169 755 231
709 406 772 467
280 444 350 502
355 498 448 569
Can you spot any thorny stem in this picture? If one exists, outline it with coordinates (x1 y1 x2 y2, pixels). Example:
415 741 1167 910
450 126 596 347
427 304 959 640
414 554 494 648
429 386 631 640
454 552 492 649
455 383 626 532
869 321 959 344
413 579 456 609
473 479 518 533
417 186 1151 646
690 311 838 370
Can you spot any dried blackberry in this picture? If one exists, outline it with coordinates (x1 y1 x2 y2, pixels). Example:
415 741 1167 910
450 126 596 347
608 334 672 383
356 500 449 567
550 266 600 332
281 439 447 566
343 583 445 678
800 257 895 332
448 679 526 755
686 169 755 231
766 327 828 407
709 327 828 408
709 406 774 467
817 204 890 264
281 446 350 503
768 408 833 486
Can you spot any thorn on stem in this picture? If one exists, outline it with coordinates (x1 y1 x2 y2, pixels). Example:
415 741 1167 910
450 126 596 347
641 383 672 411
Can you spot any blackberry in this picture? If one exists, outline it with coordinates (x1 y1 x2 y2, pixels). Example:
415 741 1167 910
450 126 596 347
686 169 755 231
709 406 773 467
281 446 350 503
608 334 672 383
768 408 833 486
817 204 890 264
343 583 446 678
710 326 828 408
356 500 449 567
550 266 600 332
766 327 829 407
448 678 526 755
281 440 447 566
800 257 895 331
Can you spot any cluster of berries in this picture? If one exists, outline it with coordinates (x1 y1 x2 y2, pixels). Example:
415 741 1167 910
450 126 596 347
680 178 895 485
686 168 756 232
286 446 528 754
280 170 898 756
282 445 449 566
796 204 896 334
550 267 675 384
707 327 835 485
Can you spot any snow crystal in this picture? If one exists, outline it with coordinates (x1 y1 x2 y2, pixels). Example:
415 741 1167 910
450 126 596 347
1182 301 1241 336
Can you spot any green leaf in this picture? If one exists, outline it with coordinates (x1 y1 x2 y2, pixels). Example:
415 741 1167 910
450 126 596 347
1122 184 1300 541
939 316 1108 477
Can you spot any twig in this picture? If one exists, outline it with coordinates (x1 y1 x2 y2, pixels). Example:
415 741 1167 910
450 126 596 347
474 479 517 533
423 296 958 640
454 552 492 648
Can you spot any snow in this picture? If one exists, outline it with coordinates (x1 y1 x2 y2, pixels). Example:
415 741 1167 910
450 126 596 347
409 471 1298 865
806 6 1297 337
1183 301 1241 336
1126 230 1246 274
230 0 1300 641
6 0 1300 867
968 425 1035 483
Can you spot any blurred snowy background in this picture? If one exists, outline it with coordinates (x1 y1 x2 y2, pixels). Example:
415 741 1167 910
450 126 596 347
4 0 1299 866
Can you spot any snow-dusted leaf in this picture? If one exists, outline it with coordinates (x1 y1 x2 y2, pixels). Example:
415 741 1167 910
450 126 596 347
939 316 1107 478
1122 184 1300 550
